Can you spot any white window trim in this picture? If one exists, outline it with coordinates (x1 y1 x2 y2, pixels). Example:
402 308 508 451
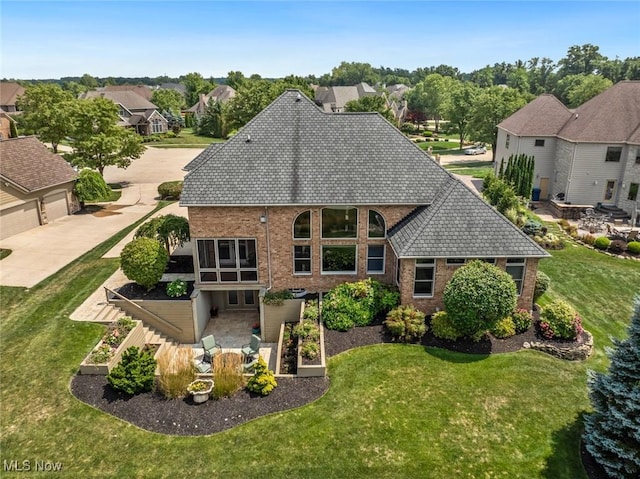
293 244 312 276
366 244 385 274
293 210 312 240
321 207 358 240
321 244 358 275
505 257 526 296
413 258 435 298
367 209 386 239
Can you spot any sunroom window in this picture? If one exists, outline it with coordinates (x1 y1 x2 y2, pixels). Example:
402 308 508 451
197 239 258 283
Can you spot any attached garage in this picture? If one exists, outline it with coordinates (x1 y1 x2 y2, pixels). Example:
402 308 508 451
44 191 69 221
0 200 40 240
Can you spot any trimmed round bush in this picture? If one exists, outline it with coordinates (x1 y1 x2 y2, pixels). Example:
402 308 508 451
491 316 516 339
511 308 533 334
627 241 640 255
533 271 550 303
608 239 627 255
594 236 611 250
538 299 582 340
157 180 183 199
430 311 461 341
120 237 169 291
443 260 518 338
384 305 426 343
74 168 111 203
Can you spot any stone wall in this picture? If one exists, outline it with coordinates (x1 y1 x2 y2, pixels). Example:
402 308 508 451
523 331 593 361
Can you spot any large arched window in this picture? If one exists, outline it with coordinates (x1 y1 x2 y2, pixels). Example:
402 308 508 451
368 210 386 238
321 207 358 238
293 210 311 239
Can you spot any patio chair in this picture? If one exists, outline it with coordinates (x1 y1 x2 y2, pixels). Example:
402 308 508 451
201 334 222 363
242 357 258 373
241 334 261 363
194 359 212 374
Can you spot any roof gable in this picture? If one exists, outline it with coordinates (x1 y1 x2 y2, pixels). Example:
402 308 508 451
181 90 451 206
83 90 158 111
388 179 549 258
498 94 572 136
0 136 77 192
0 82 26 109
557 81 640 143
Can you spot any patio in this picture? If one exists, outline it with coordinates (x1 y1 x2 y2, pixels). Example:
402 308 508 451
189 310 278 373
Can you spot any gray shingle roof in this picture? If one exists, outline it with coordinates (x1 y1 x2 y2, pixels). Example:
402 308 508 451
388 178 549 258
0 136 77 192
498 94 572 136
82 90 158 111
181 90 451 206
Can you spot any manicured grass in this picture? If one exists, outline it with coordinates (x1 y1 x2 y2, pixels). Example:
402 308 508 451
148 128 225 148
1 216 637 477
444 160 493 178
0 248 11 260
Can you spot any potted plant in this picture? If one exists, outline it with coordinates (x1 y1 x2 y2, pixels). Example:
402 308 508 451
251 321 261 334
187 379 214 403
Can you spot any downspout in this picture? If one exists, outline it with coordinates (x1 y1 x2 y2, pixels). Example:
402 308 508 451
265 206 273 291
566 142 578 203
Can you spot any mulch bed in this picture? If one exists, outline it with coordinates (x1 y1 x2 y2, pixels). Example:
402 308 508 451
71 311 589 438
114 281 195 301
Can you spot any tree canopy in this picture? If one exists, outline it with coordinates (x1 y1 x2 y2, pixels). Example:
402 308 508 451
151 88 185 113
344 95 394 122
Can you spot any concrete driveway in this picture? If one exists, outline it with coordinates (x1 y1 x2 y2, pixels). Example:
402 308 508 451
0 147 201 288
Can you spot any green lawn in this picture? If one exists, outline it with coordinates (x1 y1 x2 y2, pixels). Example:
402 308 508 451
147 128 225 148
444 160 493 178
1 223 638 477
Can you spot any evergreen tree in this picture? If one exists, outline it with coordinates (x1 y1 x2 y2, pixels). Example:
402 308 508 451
583 296 640 479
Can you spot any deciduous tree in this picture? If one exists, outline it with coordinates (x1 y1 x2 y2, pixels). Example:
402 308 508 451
151 88 185 113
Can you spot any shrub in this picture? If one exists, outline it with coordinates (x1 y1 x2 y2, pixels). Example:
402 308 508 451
88 344 113 364
120 237 169 291
608 239 627 254
533 271 550 303
302 300 319 320
627 241 640 255
166 279 187 297
538 300 582 340
430 311 461 341
262 289 294 306
533 233 564 250
443 260 518 338
107 346 157 395
580 234 597 246
384 305 427 343
594 236 611 250
157 181 183 199
212 353 244 399
322 279 399 331
134 214 190 252
300 341 320 360
74 169 110 203
557 219 570 231
511 308 533 334
522 219 543 236
491 316 516 339
156 347 196 399
246 356 277 396
293 320 320 342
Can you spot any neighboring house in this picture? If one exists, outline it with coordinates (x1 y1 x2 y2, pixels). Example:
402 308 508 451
178 90 548 342
384 84 411 125
0 82 25 113
0 112 16 140
159 82 187 95
314 82 378 112
102 84 154 101
81 90 168 136
187 85 236 121
495 81 640 225
0 136 79 240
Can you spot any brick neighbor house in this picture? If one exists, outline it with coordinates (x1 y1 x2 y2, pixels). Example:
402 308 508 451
180 90 549 341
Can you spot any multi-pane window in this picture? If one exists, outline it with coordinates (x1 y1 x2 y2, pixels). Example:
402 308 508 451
322 245 357 273
505 134 510 149
293 211 311 239
152 118 163 134
197 239 258 283
367 245 385 273
535 139 545 147
368 210 385 238
628 183 639 201
605 147 622 162
322 207 357 238
506 258 526 295
413 259 435 297
293 245 312 274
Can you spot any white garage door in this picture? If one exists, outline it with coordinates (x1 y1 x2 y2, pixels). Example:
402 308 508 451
44 191 69 221
0 200 40 239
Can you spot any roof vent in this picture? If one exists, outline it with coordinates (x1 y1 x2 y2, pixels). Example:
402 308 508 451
246 134 251 143
575 113 579 119
296 93 301 102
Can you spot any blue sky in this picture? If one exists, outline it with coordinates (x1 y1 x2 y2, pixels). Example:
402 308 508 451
1 1 639 80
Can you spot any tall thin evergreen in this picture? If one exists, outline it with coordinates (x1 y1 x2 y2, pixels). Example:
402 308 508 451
583 296 640 479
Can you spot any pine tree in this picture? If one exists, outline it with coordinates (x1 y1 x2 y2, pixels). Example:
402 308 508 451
498 158 505 178
583 296 640 479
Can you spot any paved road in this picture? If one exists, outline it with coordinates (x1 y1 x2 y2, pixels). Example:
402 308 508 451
0 147 201 288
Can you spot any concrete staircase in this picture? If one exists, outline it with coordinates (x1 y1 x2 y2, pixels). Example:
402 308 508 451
596 204 631 220
93 303 180 354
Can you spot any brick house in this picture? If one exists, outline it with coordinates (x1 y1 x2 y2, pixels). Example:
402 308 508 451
180 90 549 340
